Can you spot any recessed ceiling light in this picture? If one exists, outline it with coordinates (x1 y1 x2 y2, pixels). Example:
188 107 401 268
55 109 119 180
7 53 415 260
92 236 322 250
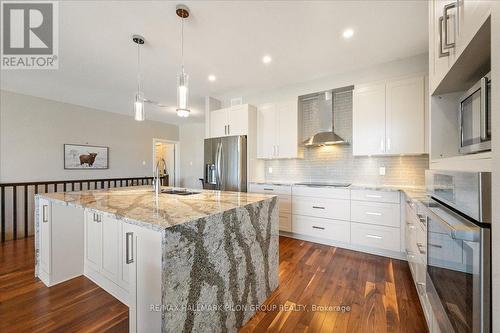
208 75 216 82
262 55 272 64
343 28 354 39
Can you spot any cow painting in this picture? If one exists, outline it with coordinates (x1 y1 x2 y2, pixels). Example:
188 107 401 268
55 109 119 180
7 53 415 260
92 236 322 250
79 153 98 167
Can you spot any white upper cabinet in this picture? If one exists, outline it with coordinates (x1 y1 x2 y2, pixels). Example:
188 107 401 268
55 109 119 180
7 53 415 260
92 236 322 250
429 0 492 93
256 100 302 159
207 105 251 138
386 76 426 155
353 75 426 156
353 83 387 156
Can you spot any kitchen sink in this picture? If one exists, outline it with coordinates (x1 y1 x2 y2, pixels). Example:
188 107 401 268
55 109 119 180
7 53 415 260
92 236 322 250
160 189 200 196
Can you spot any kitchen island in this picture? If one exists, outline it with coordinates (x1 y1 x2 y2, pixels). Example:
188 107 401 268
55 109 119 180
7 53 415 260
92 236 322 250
34 187 279 333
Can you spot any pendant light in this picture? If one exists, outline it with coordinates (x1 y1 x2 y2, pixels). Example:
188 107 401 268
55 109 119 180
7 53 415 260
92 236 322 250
176 4 190 118
133 34 145 121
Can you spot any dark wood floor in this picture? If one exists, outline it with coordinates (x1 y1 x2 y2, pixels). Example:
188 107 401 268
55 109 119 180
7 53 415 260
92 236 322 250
0 236 427 333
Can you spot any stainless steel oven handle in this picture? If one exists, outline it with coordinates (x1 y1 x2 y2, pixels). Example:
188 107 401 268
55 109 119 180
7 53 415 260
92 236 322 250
480 76 488 141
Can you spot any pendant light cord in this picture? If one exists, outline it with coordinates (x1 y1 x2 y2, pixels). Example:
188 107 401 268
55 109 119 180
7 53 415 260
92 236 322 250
181 16 184 72
137 42 141 93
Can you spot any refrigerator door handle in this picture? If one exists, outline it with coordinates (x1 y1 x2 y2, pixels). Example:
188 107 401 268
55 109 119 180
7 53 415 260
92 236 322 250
216 142 222 190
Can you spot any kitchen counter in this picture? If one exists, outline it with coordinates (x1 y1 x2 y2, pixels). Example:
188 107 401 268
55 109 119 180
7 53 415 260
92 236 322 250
39 186 276 231
36 186 279 332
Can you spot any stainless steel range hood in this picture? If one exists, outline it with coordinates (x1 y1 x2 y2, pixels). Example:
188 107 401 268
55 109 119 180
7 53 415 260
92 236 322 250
301 85 353 147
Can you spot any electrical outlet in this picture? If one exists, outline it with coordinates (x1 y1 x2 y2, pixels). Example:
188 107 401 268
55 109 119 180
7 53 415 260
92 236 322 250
379 167 386 176
268 167 273 174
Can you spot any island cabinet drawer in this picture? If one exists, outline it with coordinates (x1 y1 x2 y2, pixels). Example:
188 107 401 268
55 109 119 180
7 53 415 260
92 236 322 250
292 215 350 244
351 201 401 228
351 223 401 252
350 189 400 204
292 196 350 221
249 184 291 195
279 213 292 232
292 186 350 200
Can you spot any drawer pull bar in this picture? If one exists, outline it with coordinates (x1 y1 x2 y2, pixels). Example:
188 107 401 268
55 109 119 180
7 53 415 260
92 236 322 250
365 212 382 216
126 232 134 264
365 234 382 240
312 226 325 230
263 188 274 191
312 206 325 209
366 194 382 198
428 243 442 248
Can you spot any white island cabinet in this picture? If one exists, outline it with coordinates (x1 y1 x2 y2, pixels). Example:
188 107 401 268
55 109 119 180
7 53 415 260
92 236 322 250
35 188 279 333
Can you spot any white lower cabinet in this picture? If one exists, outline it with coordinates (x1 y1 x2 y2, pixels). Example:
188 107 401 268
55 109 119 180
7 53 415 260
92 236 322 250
292 196 350 221
248 183 293 232
351 222 401 252
37 198 84 287
292 215 350 244
351 200 400 228
279 213 292 232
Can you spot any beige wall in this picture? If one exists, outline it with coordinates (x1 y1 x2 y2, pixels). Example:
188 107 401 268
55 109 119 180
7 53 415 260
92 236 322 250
179 122 205 189
0 90 179 182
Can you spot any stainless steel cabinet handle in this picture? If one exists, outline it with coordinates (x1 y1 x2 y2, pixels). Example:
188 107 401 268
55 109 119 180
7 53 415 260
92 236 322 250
366 194 382 198
366 212 382 216
126 232 134 264
312 226 325 230
429 243 443 248
480 77 489 140
312 206 325 210
93 213 101 223
366 234 382 240
443 3 456 49
42 205 48 222
228 124 230 135
263 188 274 191
438 16 450 58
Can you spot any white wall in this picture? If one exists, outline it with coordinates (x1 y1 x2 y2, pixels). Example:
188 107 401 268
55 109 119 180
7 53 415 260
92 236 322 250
179 122 205 189
215 53 427 107
491 2 500 331
0 90 179 182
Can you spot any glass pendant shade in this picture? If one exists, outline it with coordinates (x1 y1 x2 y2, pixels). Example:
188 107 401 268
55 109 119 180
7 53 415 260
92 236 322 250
176 70 190 117
134 91 145 121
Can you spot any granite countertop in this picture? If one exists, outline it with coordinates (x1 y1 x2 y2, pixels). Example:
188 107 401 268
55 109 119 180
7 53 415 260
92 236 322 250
38 186 276 230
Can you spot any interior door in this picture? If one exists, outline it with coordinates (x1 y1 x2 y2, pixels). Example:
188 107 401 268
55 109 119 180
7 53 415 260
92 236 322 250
257 103 277 159
353 83 386 155
386 76 425 154
209 108 228 138
227 105 248 136
277 100 298 158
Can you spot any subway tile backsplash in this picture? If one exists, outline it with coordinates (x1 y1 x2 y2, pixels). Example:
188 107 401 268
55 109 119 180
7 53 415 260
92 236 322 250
264 90 429 186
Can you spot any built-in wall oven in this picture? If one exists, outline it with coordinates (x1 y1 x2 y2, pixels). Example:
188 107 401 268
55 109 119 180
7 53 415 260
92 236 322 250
424 170 491 333
459 73 491 154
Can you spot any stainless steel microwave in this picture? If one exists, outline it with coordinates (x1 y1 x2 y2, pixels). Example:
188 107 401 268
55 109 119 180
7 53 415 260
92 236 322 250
459 73 491 154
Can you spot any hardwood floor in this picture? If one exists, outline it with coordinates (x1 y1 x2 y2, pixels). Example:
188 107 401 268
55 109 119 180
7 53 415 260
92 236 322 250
0 236 427 333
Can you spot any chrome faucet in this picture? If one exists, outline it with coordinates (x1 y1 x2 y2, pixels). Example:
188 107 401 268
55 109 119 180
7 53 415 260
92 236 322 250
153 158 167 196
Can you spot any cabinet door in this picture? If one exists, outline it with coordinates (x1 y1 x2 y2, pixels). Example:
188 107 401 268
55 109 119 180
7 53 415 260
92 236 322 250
39 199 51 274
277 100 299 158
227 105 248 136
85 211 102 272
101 215 119 282
353 83 386 155
257 103 277 159
430 0 451 92
209 108 228 138
457 0 491 56
124 223 162 333
386 76 425 154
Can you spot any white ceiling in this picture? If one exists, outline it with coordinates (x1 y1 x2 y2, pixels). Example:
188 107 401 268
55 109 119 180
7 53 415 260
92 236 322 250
1 0 428 125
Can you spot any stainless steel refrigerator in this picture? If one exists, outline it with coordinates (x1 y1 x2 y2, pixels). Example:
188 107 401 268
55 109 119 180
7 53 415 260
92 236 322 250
203 135 247 192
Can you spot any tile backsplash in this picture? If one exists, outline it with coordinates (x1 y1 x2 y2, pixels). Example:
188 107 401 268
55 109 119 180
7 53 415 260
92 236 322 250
264 90 429 186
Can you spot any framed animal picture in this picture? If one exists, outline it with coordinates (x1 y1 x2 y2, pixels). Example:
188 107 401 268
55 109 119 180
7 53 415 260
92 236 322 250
64 144 109 169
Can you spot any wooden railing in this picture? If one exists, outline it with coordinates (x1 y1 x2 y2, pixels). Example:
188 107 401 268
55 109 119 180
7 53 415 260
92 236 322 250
0 176 168 242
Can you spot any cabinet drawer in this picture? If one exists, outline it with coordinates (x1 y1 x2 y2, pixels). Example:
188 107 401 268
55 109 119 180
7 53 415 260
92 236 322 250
292 196 350 221
279 213 292 232
292 215 350 244
350 189 400 203
249 183 291 195
292 186 350 200
351 201 400 227
351 223 401 252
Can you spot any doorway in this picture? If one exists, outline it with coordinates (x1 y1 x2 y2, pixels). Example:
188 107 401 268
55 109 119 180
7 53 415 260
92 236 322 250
152 139 179 187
